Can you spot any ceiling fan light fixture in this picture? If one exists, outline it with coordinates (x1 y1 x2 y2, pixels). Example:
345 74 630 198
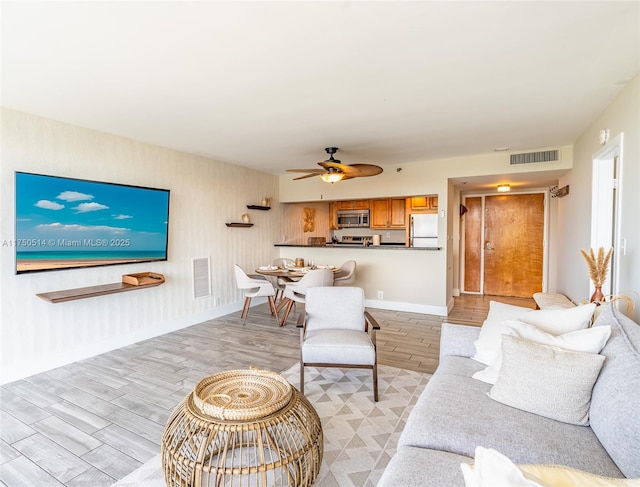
287 147 382 182
320 172 344 183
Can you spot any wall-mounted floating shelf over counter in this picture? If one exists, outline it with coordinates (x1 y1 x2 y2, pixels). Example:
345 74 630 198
246 205 271 211
226 223 254 227
37 272 165 303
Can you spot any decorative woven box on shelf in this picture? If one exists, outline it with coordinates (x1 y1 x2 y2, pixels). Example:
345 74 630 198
161 368 323 487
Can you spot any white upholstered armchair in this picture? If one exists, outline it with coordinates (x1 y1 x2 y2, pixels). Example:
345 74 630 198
297 286 381 401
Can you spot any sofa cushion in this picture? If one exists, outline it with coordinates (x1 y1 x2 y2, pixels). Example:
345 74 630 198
301 329 375 364
398 355 624 477
589 305 640 478
377 446 469 487
488 336 605 426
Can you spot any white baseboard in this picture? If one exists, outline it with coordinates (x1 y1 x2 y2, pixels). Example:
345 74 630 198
364 298 448 317
452 288 460 297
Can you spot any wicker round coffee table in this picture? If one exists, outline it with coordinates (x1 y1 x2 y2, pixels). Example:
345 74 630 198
161 368 323 486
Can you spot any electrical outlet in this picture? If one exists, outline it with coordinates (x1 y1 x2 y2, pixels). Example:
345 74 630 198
386 232 390 238
377 291 384 299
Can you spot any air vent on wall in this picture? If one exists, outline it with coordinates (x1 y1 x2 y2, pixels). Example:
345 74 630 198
193 257 211 299
510 150 559 165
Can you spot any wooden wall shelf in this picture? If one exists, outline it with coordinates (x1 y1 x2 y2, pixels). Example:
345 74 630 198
246 205 271 211
226 222 254 227
37 272 165 303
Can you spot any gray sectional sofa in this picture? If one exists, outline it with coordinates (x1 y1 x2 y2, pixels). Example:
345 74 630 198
378 304 640 486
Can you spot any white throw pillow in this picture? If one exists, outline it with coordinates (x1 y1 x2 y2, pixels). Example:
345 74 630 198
485 301 534 323
518 303 596 334
472 301 534 365
461 447 546 487
473 303 597 366
473 319 528 366
473 322 611 384
488 336 605 425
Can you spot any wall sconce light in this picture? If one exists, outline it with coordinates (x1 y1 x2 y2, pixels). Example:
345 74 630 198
497 184 511 192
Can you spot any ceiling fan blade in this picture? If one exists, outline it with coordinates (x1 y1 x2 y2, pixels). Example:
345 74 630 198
343 164 384 177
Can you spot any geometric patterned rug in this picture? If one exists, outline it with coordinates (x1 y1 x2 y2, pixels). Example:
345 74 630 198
111 364 431 487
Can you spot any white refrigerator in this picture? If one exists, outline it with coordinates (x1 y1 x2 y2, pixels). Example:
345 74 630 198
410 214 438 247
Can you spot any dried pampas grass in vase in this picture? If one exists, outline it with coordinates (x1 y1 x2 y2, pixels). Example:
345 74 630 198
579 247 613 304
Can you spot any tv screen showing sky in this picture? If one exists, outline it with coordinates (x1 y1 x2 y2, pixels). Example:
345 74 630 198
14 172 170 274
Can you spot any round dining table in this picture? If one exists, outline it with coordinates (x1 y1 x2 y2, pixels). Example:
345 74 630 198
254 267 304 281
255 266 339 325
254 266 339 281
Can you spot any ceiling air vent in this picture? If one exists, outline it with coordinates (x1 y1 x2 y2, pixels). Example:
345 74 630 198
510 150 559 165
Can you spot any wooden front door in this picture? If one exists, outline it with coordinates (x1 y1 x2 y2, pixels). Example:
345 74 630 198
484 193 544 297
463 193 545 298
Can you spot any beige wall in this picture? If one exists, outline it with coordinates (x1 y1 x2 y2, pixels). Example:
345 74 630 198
0 108 280 383
556 73 640 321
280 202 331 244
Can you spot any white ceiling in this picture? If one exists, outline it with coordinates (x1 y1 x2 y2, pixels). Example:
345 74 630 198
2 1 639 181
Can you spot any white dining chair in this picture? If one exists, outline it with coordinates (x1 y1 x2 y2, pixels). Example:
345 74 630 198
271 258 295 302
278 268 334 326
333 260 356 286
297 286 380 401
233 264 278 324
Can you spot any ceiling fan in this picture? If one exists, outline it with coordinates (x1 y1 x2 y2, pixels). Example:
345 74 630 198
287 147 383 183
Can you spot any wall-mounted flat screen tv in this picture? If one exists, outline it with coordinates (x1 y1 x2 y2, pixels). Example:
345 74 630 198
15 172 170 274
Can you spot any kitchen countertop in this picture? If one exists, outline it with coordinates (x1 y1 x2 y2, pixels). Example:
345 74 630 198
274 243 442 250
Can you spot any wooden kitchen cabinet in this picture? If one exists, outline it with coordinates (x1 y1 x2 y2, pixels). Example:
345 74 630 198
410 196 438 213
371 198 407 229
336 200 370 210
329 202 338 230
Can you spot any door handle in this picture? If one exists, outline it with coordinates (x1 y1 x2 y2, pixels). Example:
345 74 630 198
485 241 494 251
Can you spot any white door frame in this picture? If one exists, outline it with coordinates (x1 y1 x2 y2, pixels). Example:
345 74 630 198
591 133 624 297
460 190 549 295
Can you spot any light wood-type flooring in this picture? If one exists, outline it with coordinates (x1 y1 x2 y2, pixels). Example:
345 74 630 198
0 294 534 486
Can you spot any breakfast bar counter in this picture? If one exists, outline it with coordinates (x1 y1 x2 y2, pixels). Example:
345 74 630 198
274 244 448 316
274 243 442 250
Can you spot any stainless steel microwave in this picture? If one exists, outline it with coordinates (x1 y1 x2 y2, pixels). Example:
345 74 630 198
337 209 370 228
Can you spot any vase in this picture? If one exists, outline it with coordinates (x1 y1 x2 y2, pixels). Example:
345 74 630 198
590 286 604 304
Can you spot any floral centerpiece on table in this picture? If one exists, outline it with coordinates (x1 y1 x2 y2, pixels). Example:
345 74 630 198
579 247 613 303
